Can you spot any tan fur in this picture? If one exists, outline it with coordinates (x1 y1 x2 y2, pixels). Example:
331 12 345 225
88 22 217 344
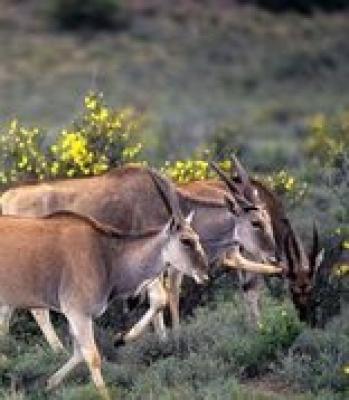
0 165 277 341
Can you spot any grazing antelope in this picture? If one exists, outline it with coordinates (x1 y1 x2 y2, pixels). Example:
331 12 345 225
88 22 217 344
212 157 325 323
0 163 281 348
0 169 209 399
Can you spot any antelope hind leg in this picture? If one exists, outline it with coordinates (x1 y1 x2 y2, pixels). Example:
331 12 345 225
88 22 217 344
115 278 167 346
46 337 83 390
31 309 65 352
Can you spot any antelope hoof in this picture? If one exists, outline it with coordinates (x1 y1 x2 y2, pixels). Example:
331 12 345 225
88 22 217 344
113 332 126 348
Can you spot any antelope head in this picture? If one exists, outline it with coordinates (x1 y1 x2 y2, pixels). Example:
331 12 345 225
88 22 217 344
284 223 324 321
148 169 209 284
210 160 281 275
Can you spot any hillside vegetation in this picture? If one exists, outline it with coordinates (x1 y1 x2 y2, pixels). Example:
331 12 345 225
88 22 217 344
0 1 348 399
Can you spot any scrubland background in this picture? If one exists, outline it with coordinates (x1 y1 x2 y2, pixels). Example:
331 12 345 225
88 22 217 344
0 1 348 399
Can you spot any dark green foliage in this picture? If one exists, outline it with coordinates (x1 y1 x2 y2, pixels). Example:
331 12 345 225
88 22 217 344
281 310 349 393
49 0 129 30
240 1 349 13
0 290 347 399
0 3 348 399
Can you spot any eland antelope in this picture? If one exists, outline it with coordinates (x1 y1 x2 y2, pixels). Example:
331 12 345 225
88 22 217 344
0 169 209 399
0 163 281 348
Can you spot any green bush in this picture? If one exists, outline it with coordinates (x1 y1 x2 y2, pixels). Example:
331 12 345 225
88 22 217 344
240 1 349 13
263 170 308 208
162 159 231 184
49 92 143 178
0 121 48 184
280 310 349 393
0 92 143 185
306 111 349 167
49 0 129 30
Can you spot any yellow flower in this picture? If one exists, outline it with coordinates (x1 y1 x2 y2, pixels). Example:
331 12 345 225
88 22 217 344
84 96 97 110
50 162 59 175
343 365 349 375
310 113 325 131
99 107 109 121
334 264 349 277
343 241 349 250
10 119 18 130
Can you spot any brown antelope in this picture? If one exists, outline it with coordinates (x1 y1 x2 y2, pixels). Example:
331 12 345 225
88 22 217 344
212 157 325 323
0 169 209 399
0 163 281 348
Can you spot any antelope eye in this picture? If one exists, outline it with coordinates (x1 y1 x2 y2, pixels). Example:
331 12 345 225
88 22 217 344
251 220 263 230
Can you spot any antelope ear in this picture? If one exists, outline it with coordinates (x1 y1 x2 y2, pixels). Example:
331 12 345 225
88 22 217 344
185 210 195 225
224 195 240 216
315 248 325 269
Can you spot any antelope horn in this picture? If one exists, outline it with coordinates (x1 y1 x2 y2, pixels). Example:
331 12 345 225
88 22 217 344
309 221 320 271
210 161 240 195
284 231 296 278
231 154 260 204
222 247 283 275
210 161 255 210
288 224 301 263
231 154 250 186
148 168 182 221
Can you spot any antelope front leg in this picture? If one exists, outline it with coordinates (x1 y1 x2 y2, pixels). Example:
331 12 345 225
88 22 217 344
0 305 13 335
152 309 167 342
60 311 110 400
115 278 167 346
47 338 83 391
238 271 262 327
31 309 65 352
167 270 183 330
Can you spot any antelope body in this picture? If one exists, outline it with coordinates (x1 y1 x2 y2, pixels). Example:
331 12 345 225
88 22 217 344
0 171 209 398
0 164 280 347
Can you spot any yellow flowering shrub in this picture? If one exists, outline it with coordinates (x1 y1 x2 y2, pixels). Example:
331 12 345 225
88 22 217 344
50 92 143 178
265 170 307 205
0 92 143 184
0 120 48 183
334 264 349 278
306 110 349 165
162 159 231 184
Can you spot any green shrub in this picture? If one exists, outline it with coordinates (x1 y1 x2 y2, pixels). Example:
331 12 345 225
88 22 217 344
215 299 302 377
0 121 48 184
241 1 349 14
162 159 231 184
306 111 349 167
49 92 143 178
263 170 308 208
49 0 129 30
280 311 349 393
0 92 143 185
